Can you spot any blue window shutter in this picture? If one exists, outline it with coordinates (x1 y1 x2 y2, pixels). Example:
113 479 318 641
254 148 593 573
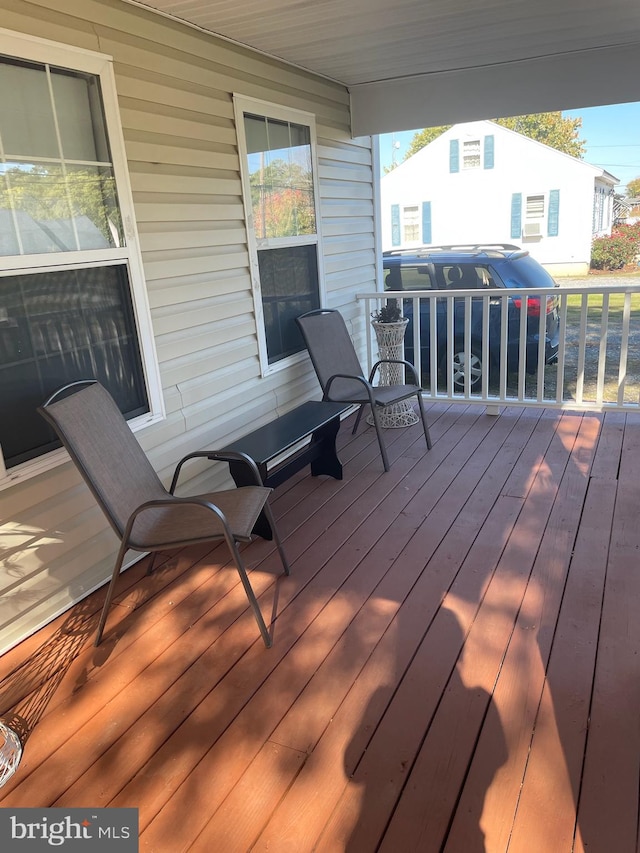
391 204 401 246
484 135 494 169
510 194 522 239
421 201 432 244
449 139 459 173
548 189 560 236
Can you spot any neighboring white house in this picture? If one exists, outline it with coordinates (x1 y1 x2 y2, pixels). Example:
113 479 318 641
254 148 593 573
380 120 618 276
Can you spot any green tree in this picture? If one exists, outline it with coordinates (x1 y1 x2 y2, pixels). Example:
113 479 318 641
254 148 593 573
626 176 640 197
496 113 586 158
402 112 586 162
249 158 315 238
403 125 451 160
0 164 121 246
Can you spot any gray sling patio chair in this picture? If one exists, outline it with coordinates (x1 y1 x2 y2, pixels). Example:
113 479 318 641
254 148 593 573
39 380 290 649
296 309 431 472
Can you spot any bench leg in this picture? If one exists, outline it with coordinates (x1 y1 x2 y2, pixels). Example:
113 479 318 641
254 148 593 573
228 459 274 540
310 415 343 480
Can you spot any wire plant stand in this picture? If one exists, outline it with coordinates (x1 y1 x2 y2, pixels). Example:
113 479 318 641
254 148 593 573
0 720 23 788
368 318 419 428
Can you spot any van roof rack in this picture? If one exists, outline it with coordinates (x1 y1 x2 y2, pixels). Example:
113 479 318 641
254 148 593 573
383 244 525 259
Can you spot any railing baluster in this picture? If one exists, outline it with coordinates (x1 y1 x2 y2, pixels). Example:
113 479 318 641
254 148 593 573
556 292 568 405
618 291 632 405
446 295 454 395
481 292 490 399
499 293 509 399
517 296 527 401
428 297 438 393
596 292 610 405
464 294 472 398
536 297 547 403
576 294 588 404
356 281 640 413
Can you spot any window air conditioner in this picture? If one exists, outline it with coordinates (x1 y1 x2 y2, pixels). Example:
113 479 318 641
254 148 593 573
523 221 542 237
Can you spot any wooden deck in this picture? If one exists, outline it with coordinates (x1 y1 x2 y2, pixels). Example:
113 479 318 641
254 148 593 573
2 402 640 852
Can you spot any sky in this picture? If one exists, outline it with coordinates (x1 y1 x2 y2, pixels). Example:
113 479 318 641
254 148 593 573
378 101 640 193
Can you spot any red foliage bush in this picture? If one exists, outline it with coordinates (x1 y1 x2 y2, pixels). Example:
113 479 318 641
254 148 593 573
591 223 640 270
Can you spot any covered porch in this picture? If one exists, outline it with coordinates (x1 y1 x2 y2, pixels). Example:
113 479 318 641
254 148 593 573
1 402 638 851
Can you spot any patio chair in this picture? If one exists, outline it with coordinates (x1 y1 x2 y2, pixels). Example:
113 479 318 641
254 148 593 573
296 309 431 472
39 380 290 649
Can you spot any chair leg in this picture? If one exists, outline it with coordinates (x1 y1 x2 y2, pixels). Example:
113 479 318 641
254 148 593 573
261 501 291 576
351 404 365 435
95 539 129 646
369 405 391 472
225 533 272 648
416 392 432 450
145 552 160 575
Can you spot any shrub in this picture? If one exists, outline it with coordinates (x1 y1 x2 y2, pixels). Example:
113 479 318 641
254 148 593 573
371 298 402 323
591 223 640 270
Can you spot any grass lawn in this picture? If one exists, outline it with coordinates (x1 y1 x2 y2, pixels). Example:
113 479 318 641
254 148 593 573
525 290 640 403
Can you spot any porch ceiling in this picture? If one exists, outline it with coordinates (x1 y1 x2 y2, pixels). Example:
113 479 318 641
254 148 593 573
132 0 640 135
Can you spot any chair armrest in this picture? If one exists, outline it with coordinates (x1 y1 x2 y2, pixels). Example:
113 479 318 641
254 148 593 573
324 373 375 403
169 449 263 494
369 359 420 385
121 495 235 546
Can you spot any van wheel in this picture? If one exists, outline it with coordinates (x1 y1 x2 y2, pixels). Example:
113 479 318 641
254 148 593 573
450 344 483 390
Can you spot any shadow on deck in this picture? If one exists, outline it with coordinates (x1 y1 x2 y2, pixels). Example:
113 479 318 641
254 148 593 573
1 403 640 852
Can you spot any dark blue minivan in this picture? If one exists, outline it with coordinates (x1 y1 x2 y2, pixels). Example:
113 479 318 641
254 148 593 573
382 244 560 390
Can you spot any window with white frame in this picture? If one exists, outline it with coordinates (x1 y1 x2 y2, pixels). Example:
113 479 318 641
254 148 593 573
402 205 420 243
0 31 162 485
526 195 545 221
593 187 609 232
462 139 481 170
234 96 322 370
522 194 545 237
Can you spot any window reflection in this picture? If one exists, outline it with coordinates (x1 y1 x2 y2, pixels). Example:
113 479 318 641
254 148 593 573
0 57 122 256
244 114 316 239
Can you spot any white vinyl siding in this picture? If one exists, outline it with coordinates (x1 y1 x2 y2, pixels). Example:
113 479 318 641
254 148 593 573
0 0 374 653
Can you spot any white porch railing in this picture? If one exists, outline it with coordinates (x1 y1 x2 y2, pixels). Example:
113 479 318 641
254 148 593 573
357 283 640 412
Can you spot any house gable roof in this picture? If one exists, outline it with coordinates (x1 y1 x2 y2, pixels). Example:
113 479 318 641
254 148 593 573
383 120 619 185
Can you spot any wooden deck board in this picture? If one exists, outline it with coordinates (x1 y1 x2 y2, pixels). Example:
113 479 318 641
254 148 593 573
2 404 640 852
574 419 640 853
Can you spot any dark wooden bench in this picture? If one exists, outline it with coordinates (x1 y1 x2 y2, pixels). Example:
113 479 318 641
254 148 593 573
220 400 351 537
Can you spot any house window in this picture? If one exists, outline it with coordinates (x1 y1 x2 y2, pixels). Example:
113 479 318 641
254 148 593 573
462 139 481 170
526 195 545 220
0 31 162 486
522 194 545 237
235 97 323 370
593 187 607 232
402 205 420 243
